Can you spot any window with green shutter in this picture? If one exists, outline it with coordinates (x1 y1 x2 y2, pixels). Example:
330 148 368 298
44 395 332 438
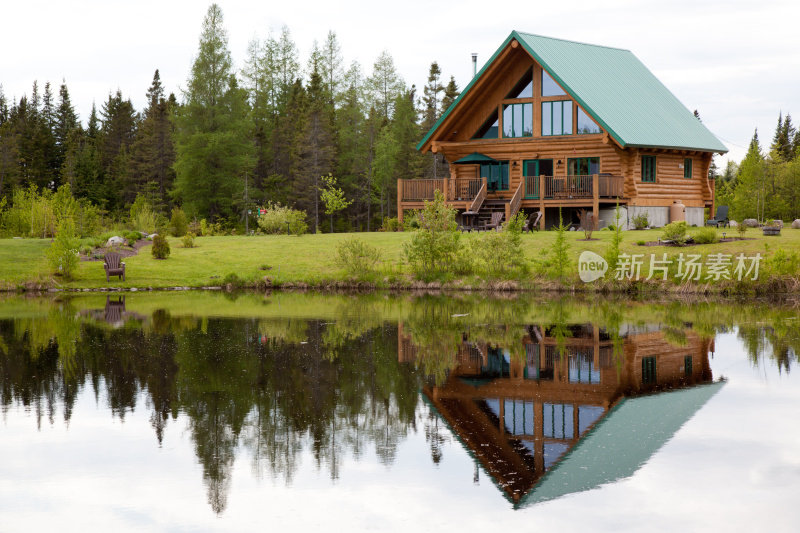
641 155 656 182
684 355 693 377
684 158 693 179
642 356 657 384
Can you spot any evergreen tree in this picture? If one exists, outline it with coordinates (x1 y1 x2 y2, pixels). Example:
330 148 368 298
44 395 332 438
54 81 80 176
172 4 254 220
422 62 443 130
441 76 459 113
320 31 344 107
731 130 766 221
335 62 369 230
367 51 403 121
127 70 176 209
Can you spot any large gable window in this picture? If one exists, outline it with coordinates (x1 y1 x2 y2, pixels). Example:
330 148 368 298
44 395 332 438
542 70 566 97
577 107 602 135
506 67 533 99
541 101 572 136
641 155 656 182
473 111 499 139
503 103 533 138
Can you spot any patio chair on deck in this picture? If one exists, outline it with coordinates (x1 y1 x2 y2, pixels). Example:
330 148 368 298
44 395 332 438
104 252 126 282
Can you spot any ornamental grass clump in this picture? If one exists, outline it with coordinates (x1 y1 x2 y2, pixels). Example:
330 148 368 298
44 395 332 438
693 226 719 244
256 202 308 235
335 237 383 277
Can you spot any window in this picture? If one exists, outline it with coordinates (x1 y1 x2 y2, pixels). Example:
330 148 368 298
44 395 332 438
503 103 532 137
642 356 657 384
473 111 498 139
541 101 572 136
641 155 656 182
684 355 693 377
480 161 509 191
577 107 601 134
684 158 693 179
506 67 533 99
567 157 599 176
504 399 534 436
542 70 566 97
543 403 574 439
568 352 600 383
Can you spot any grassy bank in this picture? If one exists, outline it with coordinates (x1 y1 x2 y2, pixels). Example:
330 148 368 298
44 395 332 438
1 227 799 293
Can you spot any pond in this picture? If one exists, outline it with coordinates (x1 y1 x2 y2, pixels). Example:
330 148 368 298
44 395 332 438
0 292 798 531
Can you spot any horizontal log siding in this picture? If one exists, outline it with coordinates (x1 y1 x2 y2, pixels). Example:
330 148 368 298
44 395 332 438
633 150 710 207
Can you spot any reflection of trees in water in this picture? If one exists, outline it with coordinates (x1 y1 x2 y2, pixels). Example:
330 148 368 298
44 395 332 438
0 312 420 514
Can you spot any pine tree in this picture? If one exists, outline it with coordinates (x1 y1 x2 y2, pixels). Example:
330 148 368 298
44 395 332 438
320 31 344 107
732 129 766 221
173 4 254 220
127 70 176 209
422 62 443 130
54 81 80 170
441 76 459 114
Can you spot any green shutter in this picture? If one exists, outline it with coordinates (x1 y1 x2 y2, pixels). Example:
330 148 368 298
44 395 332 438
684 158 692 179
641 156 656 182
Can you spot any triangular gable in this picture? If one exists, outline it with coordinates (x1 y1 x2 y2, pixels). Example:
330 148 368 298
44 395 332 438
418 31 728 154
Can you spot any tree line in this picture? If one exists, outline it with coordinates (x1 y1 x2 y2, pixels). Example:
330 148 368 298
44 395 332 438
0 3 459 233
716 112 800 222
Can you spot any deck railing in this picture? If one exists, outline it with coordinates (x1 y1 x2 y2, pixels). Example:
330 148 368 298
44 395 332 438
524 174 540 199
508 182 524 220
598 175 624 198
400 179 444 201
449 178 482 201
468 182 487 213
545 175 593 199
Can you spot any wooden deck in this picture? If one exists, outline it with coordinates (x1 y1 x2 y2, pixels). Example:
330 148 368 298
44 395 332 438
397 174 625 229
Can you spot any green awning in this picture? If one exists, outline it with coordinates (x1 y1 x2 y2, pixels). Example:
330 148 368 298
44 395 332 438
453 152 497 165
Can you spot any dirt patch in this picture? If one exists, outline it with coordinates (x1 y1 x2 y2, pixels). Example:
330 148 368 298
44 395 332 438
81 239 152 261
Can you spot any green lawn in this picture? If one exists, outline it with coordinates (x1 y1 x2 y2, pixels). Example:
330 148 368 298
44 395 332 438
1 226 798 290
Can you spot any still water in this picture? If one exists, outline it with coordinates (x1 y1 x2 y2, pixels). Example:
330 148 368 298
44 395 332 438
0 292 798 532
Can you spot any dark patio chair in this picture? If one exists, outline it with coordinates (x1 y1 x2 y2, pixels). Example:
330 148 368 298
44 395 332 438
705 205 729 227
104 252 126 282
483 212 504 231
523 211 543 232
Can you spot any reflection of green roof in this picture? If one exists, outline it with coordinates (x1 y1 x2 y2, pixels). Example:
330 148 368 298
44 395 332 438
418 31 728 154
516 381 725 508
453 152 498 165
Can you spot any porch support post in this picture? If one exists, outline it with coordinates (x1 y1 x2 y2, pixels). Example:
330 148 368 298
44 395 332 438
592 173 600 230
443 178 449 203
397 179 404 224
505 202 511 223
539 174 546 230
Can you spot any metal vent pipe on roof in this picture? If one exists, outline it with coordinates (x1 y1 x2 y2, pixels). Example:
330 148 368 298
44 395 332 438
472 53 477 77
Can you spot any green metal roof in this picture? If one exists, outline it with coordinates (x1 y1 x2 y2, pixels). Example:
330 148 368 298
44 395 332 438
516 381 726 508
418 32 728 154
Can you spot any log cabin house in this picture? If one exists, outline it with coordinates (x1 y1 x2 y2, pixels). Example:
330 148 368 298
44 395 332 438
398 320 717 505
399 32 728 230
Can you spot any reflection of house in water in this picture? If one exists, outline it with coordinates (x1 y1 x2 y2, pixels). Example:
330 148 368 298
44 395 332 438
399 322 720 506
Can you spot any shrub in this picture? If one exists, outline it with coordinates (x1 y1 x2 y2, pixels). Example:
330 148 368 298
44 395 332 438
381 217 400 232
123 230 142 245
335 237 383 276
47 219 80 279
472 212 527 278
661 221 689 245
222 272 244 287
130 195 158 234
637 240 646 246
766 248 800 276
182 232 196 248
170 207 188 237
404 190 463 279
256 202 308 235
632 212 649 230
737 223 747 239
693 227 719 244
151 234 170 259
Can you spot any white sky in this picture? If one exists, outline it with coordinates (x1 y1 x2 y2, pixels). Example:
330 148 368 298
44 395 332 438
2 0 800 165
